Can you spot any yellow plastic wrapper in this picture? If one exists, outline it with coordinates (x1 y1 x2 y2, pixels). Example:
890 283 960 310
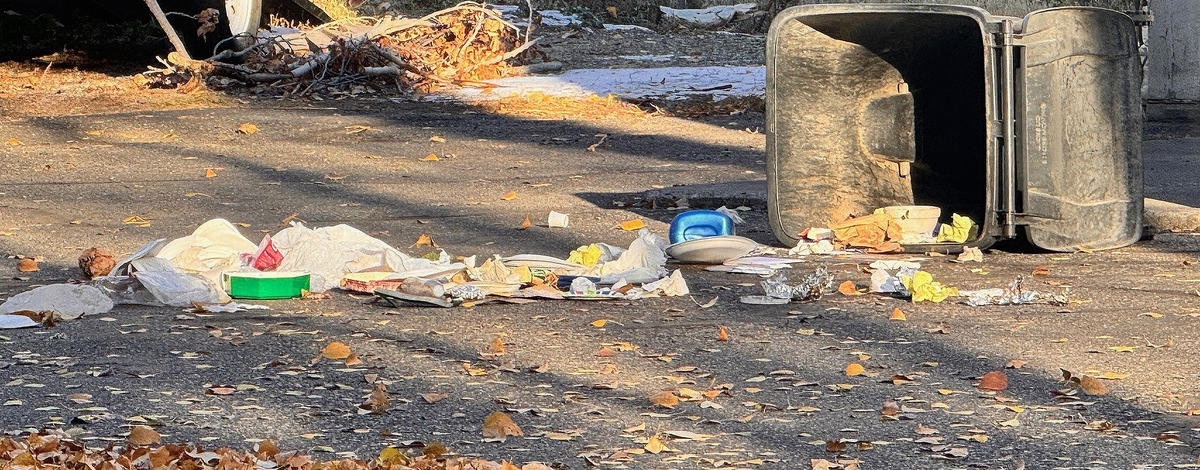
901 270 959 303
567 244 603 267
936 213 978 243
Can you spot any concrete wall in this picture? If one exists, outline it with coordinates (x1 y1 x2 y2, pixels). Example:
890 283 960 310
1147 1 1200 102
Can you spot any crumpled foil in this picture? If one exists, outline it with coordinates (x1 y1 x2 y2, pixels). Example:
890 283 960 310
447 284 488 301
761 267 833 301
962 276 1068 306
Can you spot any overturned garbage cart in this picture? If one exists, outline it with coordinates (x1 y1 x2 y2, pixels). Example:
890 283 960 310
766 4 1143 252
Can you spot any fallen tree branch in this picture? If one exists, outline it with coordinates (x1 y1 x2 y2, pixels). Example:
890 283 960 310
142 0 192 60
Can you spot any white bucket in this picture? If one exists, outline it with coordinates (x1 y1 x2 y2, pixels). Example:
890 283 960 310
880 205 942 242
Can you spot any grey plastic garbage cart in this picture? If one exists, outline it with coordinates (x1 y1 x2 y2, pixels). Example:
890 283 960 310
765 4 1143 252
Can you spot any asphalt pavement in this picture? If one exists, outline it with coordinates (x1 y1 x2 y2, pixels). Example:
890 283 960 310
2 100 1200 469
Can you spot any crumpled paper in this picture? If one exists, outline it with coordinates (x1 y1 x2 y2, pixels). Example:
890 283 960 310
789 239 835 256
869 260 921 294
593 229 669 283
568 244 604 267
937 213 978 243
642 269 689 297
901 271 959 303
830 213 903 253
761 267 833 301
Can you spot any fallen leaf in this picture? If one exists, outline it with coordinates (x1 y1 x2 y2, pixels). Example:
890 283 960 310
844 363 865 377
648 390 679 408
998 418 1020 427
1097 371 1129 380
122 215 151 227
978 371 1008 391
519 216 532 230
363 382 390 414
501 191 518 201
888 308 906 321
881 400 900 417
644 435 666 454
127 425 161 446
6 137 22 146
825 440 847 452
1032 266 1051 276
236 123 259 135
422 392 448 403
204 168 217 178
1108 345 1136 353
487 337 506 355
838 280 861 296
717 325 730 342
482 411 523 442
1005 360 1027 369
811 459 836 470
344 125 373 134
17 258 38 272
421 153 439 161
429 136 446 143
321 342 352 360
1141 311 1163 318
206 386 235 395
344 354 362 366
596 346 615 357
410 234 439 248
618 219 646 231
591 319 608 328
1079 375 1109 396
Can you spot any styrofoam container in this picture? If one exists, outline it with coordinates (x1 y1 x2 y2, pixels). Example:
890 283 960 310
880 205 941 239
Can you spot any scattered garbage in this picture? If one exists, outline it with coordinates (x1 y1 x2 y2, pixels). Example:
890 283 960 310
747 267 833 303
659 3 757 29
157 218 257 284
902 271 959 303
224 272 311 300
956 246 984 262
669 209 735 244
831 213 903 253
547 211 570 228
78 247 116 279
962 276 1068 306
666 235 758 264
936 213 979 243
0 284 114 327
878 205 941 244
134 268 231 307
869 260 921 295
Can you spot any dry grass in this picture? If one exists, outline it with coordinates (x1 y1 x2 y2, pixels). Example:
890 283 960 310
0 62 232 118
471 92 652 120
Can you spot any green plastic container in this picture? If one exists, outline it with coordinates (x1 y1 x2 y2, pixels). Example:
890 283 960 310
223 271 311 299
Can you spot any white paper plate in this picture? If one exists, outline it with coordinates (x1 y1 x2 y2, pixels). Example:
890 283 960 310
666 236 758 264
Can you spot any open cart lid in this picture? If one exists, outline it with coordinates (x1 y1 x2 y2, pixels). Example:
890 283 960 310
1017 7 1144 251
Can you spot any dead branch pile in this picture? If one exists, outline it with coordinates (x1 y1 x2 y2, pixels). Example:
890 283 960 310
142 2 544 96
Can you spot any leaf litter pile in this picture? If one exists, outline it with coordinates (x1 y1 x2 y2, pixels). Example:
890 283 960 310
0 433 555 470
143 2 545 96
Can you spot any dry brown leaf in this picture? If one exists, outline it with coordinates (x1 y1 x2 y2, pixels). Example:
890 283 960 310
364 382 390 414
838 280 861 296
6 137 22 146
1005 359 1027 369
596 346 615 357
591 319 608 328
204 168 217 178
1079 375 1109 396
618 219 646 231
519 216 532 230
487 337 506 355
648 390 680 408
206 386 235 395
423 392 448 403
888 308 906 321
421 153 439 161
881 400 900 417
344 354 363 366
717 325 730 342
429 136 446 143
321 341 352 360
825 440 847 452
978 370 1009 391
17 258 38 272
127 425 161 446
500 191 518 201
236 123 259 135
410 234 439 248
482 411 523 442
844 363 865 377
644 435 666 454
1032 266 1051 276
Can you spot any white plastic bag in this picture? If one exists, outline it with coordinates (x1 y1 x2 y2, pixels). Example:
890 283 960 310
157 219 256 283
133 270 230 307
0 284 114 321
271 223 464 292
595 229 668 283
